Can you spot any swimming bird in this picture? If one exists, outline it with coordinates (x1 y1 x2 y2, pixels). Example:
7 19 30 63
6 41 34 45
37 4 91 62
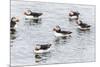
34 44 52 53
53 25 72 37
69 10 80 21
24 10 43 22
10 17 19 34
76 20 91 31
10 17 19 28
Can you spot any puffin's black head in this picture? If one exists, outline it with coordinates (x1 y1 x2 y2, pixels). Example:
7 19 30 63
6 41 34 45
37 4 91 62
76 20 82 25
53 25 61 32
11 17 19 22
35 45 41 51
69 10 80 16
69 11 74 16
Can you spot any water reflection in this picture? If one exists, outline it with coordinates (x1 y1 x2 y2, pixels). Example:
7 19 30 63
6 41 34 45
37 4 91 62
10 28 16 34
10 29 17 47
76 28 91 36
35 52 51 63
10 29 16 40
11 1 95 65
24 18 42 25
53 36 72 45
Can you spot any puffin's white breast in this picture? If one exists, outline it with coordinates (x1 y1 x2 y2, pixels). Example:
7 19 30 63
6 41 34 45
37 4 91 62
54 32 70 37
69 16 78 19
77 26 90 30
34 49 51 54
25 16 39 20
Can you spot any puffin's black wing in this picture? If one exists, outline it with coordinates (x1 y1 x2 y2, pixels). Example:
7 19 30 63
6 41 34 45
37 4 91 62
31 12 43 17
60 31 72 34
10 21 16 28
79 23 91 28
40 44 51 50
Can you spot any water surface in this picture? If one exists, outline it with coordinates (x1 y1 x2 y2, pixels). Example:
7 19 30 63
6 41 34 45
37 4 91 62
10 1 96 66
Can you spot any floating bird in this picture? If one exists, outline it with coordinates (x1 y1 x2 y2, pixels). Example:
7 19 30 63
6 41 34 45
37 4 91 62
10 17 19 28
69 10 80 21
10 17 19 34
24 10 43 22
76 20 91 31
53 25 72 37
34 44 52 53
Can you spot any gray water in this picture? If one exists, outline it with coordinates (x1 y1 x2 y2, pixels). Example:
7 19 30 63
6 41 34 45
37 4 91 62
10 1 96 66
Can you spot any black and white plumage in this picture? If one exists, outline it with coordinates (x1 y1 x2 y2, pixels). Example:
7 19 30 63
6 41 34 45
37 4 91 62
69 11 80 21
34 44 52 53
24 10 43 22
10 17 19 28
10 17 19 34
53 26 72 37
76 20 91 31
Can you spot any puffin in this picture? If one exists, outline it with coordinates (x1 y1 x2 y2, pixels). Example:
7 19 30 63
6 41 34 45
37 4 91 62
76 20 91 31
24 10 43 22
10 17 19 34
53 25 72 37
34 44 52 53
69 10 80 21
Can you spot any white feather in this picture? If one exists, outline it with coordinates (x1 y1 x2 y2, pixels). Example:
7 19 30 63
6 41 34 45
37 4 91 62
25 16 39 20
54 32 70 37
14 24 17 29
77 26 90 30
34 49 51 54
69 16 78 20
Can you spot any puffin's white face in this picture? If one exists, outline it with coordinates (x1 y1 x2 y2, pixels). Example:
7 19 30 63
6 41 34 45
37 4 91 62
53 26 61 32
76 20 81 24
56 26 61 30
25 10 32 15
12 17 19 22
70 11 74 15
35 45 41 50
